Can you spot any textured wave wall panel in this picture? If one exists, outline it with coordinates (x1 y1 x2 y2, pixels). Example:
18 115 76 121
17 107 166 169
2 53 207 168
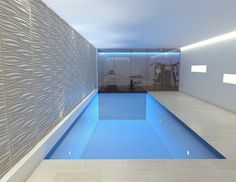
0 0 97 178
0 0 38 167
47 8 66 122
0 28 12 179
30 0 56 141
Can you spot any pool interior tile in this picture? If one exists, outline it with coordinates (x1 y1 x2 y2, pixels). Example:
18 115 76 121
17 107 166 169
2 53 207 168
80 120 172 159
48 93 223 159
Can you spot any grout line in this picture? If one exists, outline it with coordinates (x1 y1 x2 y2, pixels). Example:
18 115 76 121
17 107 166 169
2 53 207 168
149 171 154 182
101 171 104 182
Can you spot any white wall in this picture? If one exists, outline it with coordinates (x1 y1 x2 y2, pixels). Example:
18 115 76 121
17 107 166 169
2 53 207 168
179 38 236 113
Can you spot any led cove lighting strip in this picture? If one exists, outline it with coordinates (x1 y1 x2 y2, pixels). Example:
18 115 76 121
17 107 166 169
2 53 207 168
98 52 180 56
223 74 236 85
181 31 236 51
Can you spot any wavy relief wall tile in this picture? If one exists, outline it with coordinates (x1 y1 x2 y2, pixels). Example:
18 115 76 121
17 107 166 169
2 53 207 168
0 0 97 178
29 0 56 140
86 44 94 92
64 24 80 112
74 34 83 101
0 0 38 166
59 22 72 115
82 42 93 97
47 8 65 122
76 37 88 99
0 31 12 179
92 46 98 88
66 28 80 112
61 26 79 115
89 45 97 90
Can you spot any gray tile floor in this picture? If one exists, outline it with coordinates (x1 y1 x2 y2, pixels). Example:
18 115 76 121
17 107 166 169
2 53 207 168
27 92 236 182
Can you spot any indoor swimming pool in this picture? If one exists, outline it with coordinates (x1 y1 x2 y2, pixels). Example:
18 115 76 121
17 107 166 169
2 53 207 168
46 93 225 159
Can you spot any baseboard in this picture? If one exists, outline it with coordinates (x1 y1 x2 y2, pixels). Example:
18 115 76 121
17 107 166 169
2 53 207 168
1 89 97 182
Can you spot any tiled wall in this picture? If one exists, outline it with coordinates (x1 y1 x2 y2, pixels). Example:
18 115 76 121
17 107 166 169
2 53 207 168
0 0 97 178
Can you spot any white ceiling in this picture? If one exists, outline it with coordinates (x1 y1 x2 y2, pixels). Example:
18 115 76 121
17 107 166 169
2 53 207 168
42 0 236 49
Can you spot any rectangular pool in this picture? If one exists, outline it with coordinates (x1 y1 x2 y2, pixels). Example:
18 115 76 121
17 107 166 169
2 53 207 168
46 93 225 159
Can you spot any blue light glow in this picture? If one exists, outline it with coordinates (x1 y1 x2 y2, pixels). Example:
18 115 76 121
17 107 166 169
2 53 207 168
98 52 180 56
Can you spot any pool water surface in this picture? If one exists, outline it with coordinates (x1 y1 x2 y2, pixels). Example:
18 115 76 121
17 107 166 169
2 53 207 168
46 93 225 159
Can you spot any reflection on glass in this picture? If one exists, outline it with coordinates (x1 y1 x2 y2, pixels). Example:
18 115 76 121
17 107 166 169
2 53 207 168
98 49 180 92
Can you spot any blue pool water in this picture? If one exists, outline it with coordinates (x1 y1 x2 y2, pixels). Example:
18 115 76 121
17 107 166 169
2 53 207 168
46 93 225 159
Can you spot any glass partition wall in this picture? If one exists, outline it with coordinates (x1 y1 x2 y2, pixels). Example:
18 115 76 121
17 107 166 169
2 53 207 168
98 49 180 92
